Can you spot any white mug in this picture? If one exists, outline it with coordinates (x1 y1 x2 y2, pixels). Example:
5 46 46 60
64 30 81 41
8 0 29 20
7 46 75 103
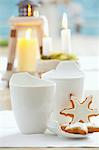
42 61 84 124
10 72 55 134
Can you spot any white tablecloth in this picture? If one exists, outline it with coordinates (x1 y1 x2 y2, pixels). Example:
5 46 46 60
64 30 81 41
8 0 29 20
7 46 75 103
0 111 99 147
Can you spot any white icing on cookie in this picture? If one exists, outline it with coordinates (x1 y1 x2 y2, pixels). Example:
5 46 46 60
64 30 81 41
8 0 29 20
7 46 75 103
85 122 99 128
66 122 88 132
60 95 99 124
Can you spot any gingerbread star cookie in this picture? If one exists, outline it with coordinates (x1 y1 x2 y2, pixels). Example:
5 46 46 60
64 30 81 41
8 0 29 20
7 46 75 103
61 122 88 135
60 95 99 124
60 122 99 135
86 122 99 133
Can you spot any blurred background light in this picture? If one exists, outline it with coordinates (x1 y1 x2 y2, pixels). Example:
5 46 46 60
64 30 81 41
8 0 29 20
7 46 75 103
0 0 99 39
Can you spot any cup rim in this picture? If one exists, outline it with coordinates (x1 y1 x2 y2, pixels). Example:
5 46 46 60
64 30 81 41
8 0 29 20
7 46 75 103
10 73 56 88
10 81 56 88
43 74 84 80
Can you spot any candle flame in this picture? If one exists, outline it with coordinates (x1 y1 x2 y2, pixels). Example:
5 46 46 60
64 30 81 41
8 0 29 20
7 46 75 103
26 28 32 39
62 13 68 29
28 4 32 16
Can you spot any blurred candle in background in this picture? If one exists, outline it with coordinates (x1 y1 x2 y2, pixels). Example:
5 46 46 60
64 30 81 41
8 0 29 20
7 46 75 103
42 37 52 55
43 16 49 37
61 13 72 54
42 16 52 55
33 10 40 17
62 13 68 29
17 28 38 72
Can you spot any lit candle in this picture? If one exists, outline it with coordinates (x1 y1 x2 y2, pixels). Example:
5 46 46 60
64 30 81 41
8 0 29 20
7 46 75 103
42 16 49 37
43 37 52 55
28 4 32 17
42 16 52 55
61 13 72 54
62 13 68 29
17 28 38 72
33 10 39 17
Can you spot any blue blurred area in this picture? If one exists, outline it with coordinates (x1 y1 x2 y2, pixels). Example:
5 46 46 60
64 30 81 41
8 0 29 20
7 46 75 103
74 0 99 35
0 0 19 39
58 0 99 36
0 0 99 39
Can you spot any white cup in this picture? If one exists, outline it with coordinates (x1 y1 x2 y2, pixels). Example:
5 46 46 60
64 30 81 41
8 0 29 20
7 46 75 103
10 72 55 134
43 61 84 124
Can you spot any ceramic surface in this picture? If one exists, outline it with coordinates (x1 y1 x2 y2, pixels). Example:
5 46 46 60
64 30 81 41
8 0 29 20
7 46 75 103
47 119 91 139
10 72 56 134
43 61 84 124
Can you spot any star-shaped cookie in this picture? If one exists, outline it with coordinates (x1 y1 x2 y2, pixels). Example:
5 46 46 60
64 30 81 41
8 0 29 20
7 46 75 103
60 94 99 124
60 122 99 135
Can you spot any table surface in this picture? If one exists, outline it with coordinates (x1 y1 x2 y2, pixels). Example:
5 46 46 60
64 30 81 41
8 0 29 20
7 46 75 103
0 148 99 150
0 111 99 149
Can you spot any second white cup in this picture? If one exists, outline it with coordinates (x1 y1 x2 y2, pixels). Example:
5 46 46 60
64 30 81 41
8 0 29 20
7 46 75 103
43 61 84 124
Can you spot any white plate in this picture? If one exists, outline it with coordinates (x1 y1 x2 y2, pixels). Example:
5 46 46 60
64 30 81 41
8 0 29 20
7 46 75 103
47 120 92 139
47 120 59 135
58 128 92 139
